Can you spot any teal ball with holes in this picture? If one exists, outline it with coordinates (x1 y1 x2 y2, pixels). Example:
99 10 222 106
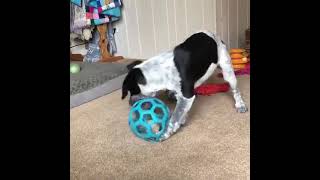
128 97 170 142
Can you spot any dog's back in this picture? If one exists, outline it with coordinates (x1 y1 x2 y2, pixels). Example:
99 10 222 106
134 31 222 97
173 32 219 90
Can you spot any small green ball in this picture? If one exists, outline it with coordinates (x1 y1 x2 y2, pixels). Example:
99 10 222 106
70 63 81 73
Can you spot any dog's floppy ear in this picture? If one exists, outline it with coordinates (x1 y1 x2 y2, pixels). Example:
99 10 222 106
126 60 143 70
121 68 146 100
121 75 129 99
121 88 128 99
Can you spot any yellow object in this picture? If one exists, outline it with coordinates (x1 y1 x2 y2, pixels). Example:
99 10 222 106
231 53 244 59
230 48 245 53
232 58 247 64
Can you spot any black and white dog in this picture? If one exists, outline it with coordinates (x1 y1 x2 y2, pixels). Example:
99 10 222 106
121 30 247 141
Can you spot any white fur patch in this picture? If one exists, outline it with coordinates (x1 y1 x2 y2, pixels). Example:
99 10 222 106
135 51 182 96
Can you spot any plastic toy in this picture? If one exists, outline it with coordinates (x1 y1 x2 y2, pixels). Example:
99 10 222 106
232 58 248 64
217 62 250 77
233 64 246 69
229 48 249 70
128 97 170 142
194 83 230 96
229 48 245 53
70 63 81 73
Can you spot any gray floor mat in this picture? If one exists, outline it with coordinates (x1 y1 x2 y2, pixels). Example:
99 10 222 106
70 62 129 108
70 62 128 95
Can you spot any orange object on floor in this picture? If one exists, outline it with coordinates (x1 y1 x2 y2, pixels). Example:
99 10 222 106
232 58 248 64
230 48 245 53
231 53 244 59
233 64 246 69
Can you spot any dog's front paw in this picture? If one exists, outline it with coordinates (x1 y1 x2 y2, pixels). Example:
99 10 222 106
159 132 171 142
159 122 180 141
236 105 248 113
179 117 187 127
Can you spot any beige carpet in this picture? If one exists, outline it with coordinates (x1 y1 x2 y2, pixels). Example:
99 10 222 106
70 72 250 180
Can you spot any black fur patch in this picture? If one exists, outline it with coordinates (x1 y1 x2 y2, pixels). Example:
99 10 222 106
121 68 146 99
173 32 218 98
126 60 143 70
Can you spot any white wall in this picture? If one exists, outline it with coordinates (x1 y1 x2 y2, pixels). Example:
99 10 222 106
114 0 250 59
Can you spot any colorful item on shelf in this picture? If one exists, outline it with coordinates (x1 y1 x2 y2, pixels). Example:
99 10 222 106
70 0 88 33
86 0 122 25
71 0 82 6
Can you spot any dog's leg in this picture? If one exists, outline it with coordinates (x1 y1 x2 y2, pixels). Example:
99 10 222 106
218 45 247 113
160 95 195 141
160 82 196 141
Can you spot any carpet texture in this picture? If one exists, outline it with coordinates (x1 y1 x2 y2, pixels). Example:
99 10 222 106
70 72 250 180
